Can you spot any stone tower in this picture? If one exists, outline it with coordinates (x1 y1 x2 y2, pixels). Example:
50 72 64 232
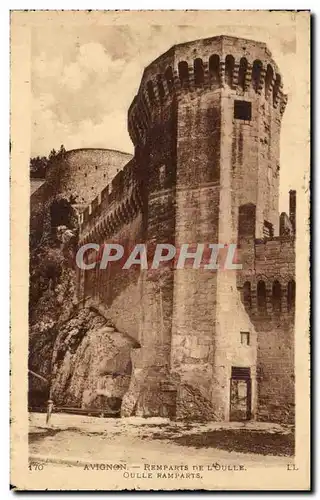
127 35 289 420
79 35 293 422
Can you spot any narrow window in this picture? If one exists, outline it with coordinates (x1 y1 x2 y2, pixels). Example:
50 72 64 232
225 55 235 87
273 74 281 105
272 281 282 313
265 64 274 98
178 61 189 86
252 60 263 93
194 58 204 86
234 100 252 121
287 280 296 312
257 281 267 313
240 331 250 346
209 54 220 88
238 57 248 91
243 281 252 309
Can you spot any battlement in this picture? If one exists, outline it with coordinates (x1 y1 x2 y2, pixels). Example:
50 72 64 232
79 157 143 244
236 235 295 322
239 234 295 273
128 35 287 146
254 236 295 262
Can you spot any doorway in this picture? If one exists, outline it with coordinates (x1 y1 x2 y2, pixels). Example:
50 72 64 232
229 367 251 421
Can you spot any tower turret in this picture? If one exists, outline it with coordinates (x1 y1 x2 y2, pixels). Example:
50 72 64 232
127 35 288 419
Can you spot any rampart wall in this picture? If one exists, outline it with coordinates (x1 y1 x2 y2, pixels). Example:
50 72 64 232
78 158 144 342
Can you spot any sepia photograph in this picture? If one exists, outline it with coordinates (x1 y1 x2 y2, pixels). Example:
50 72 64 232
10 10 310 491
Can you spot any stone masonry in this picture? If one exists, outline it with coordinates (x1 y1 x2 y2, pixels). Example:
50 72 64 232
75 36 295 423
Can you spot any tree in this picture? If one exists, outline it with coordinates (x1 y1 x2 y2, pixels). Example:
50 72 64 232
30 145 66 179
30 156 48 179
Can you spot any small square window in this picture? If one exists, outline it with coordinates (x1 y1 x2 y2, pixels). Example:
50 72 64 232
240 331 250 346
234 100 252 121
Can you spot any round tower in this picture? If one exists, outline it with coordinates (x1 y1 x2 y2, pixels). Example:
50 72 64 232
46 148 133 206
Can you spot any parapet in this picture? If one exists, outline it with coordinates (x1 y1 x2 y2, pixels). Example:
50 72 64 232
254 236 295 265
128 35 288 146
238 236 295 319
79 157 143 243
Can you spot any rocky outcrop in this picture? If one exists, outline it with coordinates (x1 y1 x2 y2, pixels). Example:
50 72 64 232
29 199 81 403
50 308 138 411
28 243 78 384
28 189 141 413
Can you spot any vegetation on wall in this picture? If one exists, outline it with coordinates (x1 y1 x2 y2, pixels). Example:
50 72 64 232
30 145 66 179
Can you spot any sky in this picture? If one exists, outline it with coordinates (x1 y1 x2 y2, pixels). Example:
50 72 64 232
31 18 302 213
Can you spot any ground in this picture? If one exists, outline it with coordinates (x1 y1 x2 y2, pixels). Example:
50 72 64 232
29 412 294 464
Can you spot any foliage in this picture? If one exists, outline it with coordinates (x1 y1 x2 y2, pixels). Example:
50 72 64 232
30 144 66 179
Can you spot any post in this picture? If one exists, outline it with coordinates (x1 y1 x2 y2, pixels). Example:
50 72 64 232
289 190 296 235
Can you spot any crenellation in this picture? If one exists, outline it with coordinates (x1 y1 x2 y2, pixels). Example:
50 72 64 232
257 67 266 95
79 157 143 239
232 61 240 90
127 38 287 151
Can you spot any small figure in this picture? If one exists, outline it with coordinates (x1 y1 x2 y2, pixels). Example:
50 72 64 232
46 399 54 425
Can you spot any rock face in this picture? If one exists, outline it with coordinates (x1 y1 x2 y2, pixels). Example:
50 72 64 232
29 238 78 387
28 225 138 412
50 308 137 412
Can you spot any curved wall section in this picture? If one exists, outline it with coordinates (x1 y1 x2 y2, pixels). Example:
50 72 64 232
46 148 133 206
